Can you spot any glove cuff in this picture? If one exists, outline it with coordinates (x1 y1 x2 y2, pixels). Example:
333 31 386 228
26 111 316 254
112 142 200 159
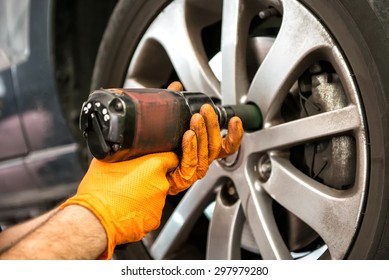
59 196 116 260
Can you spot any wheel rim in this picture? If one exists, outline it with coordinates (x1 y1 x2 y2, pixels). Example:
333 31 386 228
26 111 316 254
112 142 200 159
123 0 368 260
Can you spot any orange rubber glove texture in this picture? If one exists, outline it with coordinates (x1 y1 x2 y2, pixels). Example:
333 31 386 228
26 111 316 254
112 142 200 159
60 153 179 260
165 80 244 195
167 103 244 195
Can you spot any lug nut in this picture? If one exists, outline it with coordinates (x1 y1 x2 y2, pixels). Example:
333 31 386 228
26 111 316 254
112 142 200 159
227 185 236 196
258 154 272 182
259 7 279 20
220 181 239 206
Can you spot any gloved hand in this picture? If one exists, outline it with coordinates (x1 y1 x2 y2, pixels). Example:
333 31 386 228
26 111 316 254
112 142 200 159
60 153 179 259
167 103 243 195
60 82 244 259
166 81 244 194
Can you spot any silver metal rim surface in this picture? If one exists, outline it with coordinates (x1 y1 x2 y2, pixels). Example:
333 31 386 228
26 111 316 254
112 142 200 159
123 0 368 260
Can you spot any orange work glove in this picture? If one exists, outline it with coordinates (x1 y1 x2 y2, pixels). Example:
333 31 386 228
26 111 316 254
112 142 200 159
167 103 243 195
60 153 179 259
166 81 244 194
60 82 244 259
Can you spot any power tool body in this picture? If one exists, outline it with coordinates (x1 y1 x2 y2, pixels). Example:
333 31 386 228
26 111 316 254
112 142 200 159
80 88 262 162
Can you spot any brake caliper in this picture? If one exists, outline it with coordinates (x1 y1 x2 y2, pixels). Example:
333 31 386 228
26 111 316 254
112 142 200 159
302 72 356 189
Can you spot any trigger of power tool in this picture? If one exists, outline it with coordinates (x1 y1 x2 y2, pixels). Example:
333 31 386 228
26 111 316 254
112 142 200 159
80 88 262 162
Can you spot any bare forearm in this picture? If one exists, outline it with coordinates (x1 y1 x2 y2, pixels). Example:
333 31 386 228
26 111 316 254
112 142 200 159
0 209 57 253
0 205 107 259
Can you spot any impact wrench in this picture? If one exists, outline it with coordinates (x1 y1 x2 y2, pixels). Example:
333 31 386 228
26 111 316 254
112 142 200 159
80 88 262 162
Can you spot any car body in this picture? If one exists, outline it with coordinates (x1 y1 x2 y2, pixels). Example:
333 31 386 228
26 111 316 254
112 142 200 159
0 0 116 224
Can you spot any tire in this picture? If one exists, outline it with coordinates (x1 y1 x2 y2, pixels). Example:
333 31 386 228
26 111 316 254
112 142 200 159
92 0 389 259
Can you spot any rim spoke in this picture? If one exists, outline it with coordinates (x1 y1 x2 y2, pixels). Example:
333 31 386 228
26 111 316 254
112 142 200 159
206 192 244 259
125 0 220 96
247 0 333 122
221 0 251 104
244 105 361 154
245 187 292 259
229 168 291 259
149 163 224 259
262 156 362 259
